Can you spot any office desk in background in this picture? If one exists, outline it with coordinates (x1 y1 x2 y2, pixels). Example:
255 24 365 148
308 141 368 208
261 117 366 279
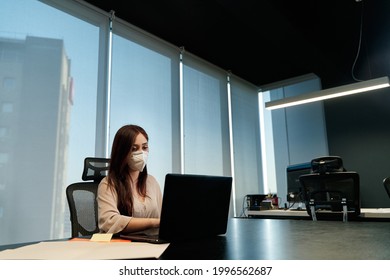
1 218 390 259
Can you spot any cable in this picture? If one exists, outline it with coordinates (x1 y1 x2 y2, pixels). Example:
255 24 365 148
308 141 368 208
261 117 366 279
351 0 364 82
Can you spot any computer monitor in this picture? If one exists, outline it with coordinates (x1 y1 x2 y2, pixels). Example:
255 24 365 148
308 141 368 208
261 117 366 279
286 162 311 204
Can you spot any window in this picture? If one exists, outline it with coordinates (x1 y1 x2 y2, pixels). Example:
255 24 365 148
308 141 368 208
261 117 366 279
109 22 180 185
2 77 16 91
230 78 263 215
0 0 102 245
1 103 13 113
0 153 8 164
0 127 7 139
182 54 230 176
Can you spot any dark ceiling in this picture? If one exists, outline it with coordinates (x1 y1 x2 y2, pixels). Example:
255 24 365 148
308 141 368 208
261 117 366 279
83 0 390 89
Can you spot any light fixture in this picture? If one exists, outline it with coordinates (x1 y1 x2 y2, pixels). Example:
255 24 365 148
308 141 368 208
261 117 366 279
265 76 390 110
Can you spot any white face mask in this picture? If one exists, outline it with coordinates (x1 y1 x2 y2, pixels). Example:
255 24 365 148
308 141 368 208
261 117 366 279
128 151 148 172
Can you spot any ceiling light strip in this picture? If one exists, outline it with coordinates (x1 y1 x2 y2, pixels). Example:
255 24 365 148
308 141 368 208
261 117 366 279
265 76 390 110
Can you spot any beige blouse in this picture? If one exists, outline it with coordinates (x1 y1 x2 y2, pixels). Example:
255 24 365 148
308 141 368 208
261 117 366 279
97 175 162 234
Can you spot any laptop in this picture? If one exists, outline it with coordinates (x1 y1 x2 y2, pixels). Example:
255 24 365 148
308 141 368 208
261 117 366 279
120 173 232 243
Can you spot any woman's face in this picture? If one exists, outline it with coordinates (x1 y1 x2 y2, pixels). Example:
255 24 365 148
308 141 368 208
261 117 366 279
131 133 149 153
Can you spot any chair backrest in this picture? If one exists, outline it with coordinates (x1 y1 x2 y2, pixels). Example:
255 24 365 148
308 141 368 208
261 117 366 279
299 171 360 220
66 157 109 237
82 157 110 182
66 182 99 237
310 156 345 174
384 177 390 199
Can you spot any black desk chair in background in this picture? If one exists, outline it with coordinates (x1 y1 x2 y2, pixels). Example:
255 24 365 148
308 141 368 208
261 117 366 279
299 156 360 222
66 157 109 238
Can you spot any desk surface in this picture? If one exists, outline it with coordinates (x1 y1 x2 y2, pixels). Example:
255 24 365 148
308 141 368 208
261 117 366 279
161 218 390 260
247 208 390 219
2 218 390 260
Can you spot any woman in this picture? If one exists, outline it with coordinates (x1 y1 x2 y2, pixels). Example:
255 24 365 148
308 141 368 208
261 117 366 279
97 124 162 234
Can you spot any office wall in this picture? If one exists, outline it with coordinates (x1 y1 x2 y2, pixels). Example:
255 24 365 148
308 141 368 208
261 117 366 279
325 87 390 208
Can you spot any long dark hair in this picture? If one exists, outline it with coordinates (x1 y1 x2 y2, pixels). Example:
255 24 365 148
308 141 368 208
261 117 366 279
107 124 149 216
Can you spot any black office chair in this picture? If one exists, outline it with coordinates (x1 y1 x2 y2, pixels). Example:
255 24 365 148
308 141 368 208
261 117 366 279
383 177 390 199
310 156 345 173
299 156 360 221
66 157 109 237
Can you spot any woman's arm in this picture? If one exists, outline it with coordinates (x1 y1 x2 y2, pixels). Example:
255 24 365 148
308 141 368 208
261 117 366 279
97 178 131 233
122 175 162 233
97 177 160 234
122 217 160 233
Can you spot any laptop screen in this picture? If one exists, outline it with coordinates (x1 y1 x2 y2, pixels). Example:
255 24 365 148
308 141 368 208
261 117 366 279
159 173 232 241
